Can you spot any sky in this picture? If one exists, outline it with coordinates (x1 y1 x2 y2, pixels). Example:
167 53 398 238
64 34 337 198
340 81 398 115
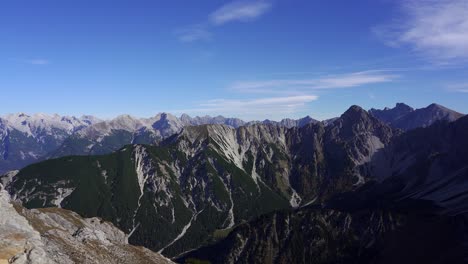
1 0 468 121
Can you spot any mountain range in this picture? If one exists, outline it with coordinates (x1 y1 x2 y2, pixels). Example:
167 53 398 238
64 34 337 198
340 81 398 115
369 103 464 131
0 103 462 175
3 103 467 261
1 103 467 263
0 113 319 175
1 106 395 257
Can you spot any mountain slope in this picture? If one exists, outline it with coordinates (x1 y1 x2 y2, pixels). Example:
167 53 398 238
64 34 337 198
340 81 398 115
3 143 290 257
1 106 396 258
365 114 468 215
0 186 173 264
0 113 101 174
49 113 182 158
369 103 464 131
180 115 468 264
179 196 468 264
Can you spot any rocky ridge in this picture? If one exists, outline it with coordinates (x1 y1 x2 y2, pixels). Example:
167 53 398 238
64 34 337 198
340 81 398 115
369 103 464 131
0 184 173 264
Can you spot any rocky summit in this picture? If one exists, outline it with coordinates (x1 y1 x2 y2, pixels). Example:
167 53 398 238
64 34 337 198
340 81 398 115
0 184 173 264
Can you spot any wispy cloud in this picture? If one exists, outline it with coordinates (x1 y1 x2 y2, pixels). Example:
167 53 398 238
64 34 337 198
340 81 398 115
447 82 468 93
210 1 272 25
175 24 212 42
375 0 468 63
175 95 318 120
177 70 396 120
177 1 272 42
26 59 50 65
229 71 397 93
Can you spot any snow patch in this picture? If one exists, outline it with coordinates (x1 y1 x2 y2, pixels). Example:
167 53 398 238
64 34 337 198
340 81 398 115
1 112 99 139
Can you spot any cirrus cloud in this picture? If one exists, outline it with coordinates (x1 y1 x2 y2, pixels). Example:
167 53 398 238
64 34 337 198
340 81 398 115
26 59 50 65
210 1 272 25
177 1 272 43
175 95 318 120
447 82 468 93
175 24 212 42
229 71 398 93
375 0 468 63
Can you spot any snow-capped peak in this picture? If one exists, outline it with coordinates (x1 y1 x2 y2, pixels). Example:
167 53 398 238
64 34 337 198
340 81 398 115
1 113 101 138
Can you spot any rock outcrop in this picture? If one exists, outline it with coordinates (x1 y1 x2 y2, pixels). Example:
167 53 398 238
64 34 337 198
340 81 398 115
0 185 173 264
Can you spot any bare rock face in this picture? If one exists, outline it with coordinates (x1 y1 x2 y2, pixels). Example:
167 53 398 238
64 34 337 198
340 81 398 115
0 186 173 264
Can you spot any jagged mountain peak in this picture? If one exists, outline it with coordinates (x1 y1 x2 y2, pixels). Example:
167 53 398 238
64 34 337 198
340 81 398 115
340 105 370 122
328 106 396 169
179 114 246 128
423 103 463 116
427 102 442 108
176 123 288 145
378 102 413 111
247 116 318 129
369 103 414 125
155 112 179 120
337 105 391 135
151 113 184 137
369 102 463 131
104 115 146 130
300 115 314 121
425 102 459 114
395 102 413 110
17 112 29 118
175 124 234 143
179 113 192 121
1 112 100 138
336 106 393 138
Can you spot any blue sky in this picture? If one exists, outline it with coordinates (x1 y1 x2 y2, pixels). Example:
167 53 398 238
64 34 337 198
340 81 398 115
1 0 468 120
